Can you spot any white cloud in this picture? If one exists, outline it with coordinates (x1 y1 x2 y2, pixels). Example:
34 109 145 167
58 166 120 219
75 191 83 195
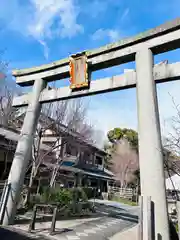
28 0 83 39
108 30 121 42
91 29 105 41
0 0 83 59
91 28 120 42
38 40 49 60
120 8 129 22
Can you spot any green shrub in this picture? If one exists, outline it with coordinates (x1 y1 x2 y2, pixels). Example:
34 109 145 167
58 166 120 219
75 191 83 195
40 187 72 206
71 187 88 202
27 187 96 216
28 187 89 211
54 188 72 206
175 223 178 232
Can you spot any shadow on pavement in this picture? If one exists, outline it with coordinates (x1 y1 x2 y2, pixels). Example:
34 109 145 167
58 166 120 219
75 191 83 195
15 212 100 225
94 202 138 224
0 227 50 240
112 212 138 223
50 228 73 235
33 227 73 234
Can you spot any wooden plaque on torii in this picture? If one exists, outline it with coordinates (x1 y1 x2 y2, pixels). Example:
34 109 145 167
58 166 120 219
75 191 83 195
69 52 88 90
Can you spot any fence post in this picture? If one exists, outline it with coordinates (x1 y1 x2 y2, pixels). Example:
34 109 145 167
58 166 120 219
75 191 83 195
0 183 11 224
139 195 143 240
28 205 37 232
0 181 7 212
147 196 152 240
50 207 57 235
177 201 180 240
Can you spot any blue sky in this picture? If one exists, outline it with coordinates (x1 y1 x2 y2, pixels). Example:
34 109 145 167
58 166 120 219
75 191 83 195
0 0 180 146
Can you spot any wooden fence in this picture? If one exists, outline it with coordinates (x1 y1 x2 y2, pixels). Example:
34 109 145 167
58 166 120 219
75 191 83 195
109 186 137 200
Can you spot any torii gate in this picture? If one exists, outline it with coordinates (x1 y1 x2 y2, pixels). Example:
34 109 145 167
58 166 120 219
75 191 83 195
2 18 180 239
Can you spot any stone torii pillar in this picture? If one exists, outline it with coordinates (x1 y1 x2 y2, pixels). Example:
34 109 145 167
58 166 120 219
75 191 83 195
1 79 46 225
136 48 170 240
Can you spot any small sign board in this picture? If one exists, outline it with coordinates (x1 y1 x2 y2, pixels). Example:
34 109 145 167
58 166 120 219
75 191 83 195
69 52 88 90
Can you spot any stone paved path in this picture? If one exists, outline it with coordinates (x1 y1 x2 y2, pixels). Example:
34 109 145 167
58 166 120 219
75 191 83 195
3 200 139 240
53 216 137 240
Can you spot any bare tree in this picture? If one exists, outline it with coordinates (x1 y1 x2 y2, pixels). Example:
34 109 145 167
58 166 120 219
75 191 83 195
163 95 180 176
110 138 138 189
0 56 21 127
0 55 23 182
24 97 95 203
0 86 19 127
